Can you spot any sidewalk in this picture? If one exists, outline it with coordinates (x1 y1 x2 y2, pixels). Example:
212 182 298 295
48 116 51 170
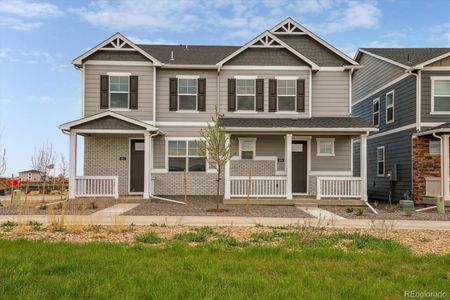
1 215 449 230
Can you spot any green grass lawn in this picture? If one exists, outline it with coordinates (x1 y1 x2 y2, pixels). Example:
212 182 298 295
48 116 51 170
0 230 449 299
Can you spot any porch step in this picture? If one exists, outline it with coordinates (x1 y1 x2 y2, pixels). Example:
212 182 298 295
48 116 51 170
294 203 318 208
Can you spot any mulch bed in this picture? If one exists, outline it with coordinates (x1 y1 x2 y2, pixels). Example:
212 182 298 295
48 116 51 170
122 197 312 218
322 203 450 221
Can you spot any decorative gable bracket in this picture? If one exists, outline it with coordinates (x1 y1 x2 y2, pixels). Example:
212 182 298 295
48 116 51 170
272 20 304 34
250 35 283 48
101 37 134 51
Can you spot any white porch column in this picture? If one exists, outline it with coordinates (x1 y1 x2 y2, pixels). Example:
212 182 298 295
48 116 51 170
286 134 293 200
360 133 368 201
143 132 151 199
442 134 450 200
224 134 231 199
68 131 77 199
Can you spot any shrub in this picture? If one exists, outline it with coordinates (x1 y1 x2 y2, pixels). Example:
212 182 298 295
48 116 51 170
136 232 161 244
174 227 216 243
346 207 354 213
27 221 43 231
355 208 364 216
1 221 18 231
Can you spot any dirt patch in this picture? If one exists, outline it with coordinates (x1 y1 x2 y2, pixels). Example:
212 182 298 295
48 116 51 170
0 224 448 256
322 203 450 221
122 197 312 218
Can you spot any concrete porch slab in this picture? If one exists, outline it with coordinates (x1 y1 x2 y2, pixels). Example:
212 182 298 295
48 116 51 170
298 207 346 220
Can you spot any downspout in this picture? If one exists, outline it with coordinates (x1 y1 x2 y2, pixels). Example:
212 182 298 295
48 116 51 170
152 66 156 126
433 132 444 198
406 69 420 131
349 68 355 115
361 129 378 214
309 68 312 118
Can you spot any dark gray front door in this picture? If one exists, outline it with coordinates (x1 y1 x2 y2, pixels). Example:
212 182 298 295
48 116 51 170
130 139 144 193
292 141 307 193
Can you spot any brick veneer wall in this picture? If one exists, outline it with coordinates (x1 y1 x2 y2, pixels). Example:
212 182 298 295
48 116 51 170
153 173 223 195
230 160 277 176
412 136 441 203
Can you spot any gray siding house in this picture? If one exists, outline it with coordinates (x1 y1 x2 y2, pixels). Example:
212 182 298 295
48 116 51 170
352 48 450 203
59 18 376 204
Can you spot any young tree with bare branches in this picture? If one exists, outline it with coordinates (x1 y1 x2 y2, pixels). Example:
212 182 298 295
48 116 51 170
31 141 56 198
198 110 232 211
59 154 68 199
0 132 6 177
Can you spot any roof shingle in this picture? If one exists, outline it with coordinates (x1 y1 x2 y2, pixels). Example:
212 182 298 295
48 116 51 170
361 48 450 67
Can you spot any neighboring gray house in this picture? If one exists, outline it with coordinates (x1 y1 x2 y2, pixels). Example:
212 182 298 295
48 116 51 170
59 18 376 203
18 169 41 182
352 48 450 203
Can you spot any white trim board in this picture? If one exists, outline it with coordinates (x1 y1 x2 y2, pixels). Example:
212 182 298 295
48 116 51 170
84 61 153 66
355 49 409 69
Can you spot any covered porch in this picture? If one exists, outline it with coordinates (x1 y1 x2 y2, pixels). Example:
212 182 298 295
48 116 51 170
59 111 159 200
221 117 376 203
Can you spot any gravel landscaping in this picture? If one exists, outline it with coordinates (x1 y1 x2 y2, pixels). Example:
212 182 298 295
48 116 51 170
322 203 450 221
122 197 313 218
0 199 115 215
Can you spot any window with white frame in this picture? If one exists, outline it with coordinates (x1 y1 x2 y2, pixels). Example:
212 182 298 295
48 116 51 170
432 77 450 112
239 138 256 159
429 140 441 155
168 140 206 172
27 173 32 180
109 76 129 108
377 146 385 176
236 79 255 111
373 98 380 126
386 91 394 123
277 79 296 111
316 138 335 156
178 79 197 110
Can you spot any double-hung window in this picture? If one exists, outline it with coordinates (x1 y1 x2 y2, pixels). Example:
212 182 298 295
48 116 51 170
316 138 335 156
239 138 256 159
168 140 206 172
109 75 129 108
277 79 296 111
236 79 255 111
431 77 450 113
373 98 380 127
377 146 385 176
178 79 197 110
386 91 394 123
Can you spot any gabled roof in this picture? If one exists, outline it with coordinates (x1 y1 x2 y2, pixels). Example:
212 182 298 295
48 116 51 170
138 44 239 65
216 30 320 70
72 33 163 67
19 169 40 174
270 18 358 66
58 111 157 131
356 48 450 69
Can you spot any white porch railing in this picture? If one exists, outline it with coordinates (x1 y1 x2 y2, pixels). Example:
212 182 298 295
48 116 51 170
316 177 362 200
75 176 119 199
425 177 441 197
230 176 287 198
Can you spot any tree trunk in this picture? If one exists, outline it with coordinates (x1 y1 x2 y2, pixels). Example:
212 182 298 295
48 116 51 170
216 167 221 210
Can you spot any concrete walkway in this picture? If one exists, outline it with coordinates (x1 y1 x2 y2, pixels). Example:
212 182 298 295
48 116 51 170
298 207 346 220
0 215 449 230
91 203 140 216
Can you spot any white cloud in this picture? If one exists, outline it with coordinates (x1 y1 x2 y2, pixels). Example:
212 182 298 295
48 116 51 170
316 1 381 34
430 23 450 46
0 16 42 30
128 36 177 45
0 49 67 71
0 0 62 17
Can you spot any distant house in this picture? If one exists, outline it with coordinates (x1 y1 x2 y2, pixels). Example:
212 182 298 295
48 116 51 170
18 170 42 182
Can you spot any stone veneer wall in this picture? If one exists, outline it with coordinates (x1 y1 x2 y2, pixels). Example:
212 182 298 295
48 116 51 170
412 136 441 203
230 160 277 176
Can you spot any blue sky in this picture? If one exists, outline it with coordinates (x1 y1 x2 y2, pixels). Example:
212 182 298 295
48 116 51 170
0 0 449 176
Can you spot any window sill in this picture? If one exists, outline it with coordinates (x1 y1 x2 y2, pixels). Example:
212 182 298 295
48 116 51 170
386 120 394 124
232 111 257 114
274 111 300 114
430 111 450 115
175 110 200 113
109 108 132 112
317 154 335 157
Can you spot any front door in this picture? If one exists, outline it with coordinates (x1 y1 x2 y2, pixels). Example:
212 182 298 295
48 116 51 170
130 139 144 193
292 141 307 193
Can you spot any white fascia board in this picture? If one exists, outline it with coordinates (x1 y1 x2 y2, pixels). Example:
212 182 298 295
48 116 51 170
84 61 153 66
224 127 377 133
413 51 450 69
270 18 358 66
72 32 163 67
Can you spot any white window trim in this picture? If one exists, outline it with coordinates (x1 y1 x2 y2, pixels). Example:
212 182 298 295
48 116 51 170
429 140 441 156
430 76 450 114
234 75 258 80
238 137 256 159
178 77 198 111
165 137 206 173
385 90 395 124
316 138 335 156
377 146 385 177
108 74 130 109
236 79 256 112
373 98 380 127
277 79 297 112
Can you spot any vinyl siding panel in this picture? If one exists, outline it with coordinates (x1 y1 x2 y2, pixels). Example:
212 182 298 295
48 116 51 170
311 71 350 117
421 70 450 123
156 69 218 122
428 56 450 66
219 69 310 118
311 136 352 171
84 64 153 120
352 53 405 103
352 75 416 132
